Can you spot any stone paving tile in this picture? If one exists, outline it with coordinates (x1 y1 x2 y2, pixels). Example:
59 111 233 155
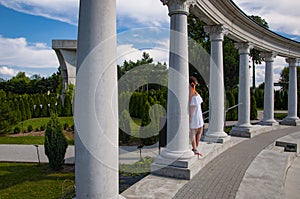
173 126 300 199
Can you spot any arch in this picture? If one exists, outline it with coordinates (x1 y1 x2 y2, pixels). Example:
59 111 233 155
190 0 300 58
52 40 77 104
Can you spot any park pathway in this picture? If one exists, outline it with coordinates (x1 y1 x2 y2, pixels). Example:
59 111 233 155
173 126 300 199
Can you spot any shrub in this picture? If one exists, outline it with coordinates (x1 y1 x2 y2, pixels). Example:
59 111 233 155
119 110 131 144
40 125 45 131
63 123 69 131
27 125 33 132
13 126 21 134
140 103 163 146
250 94 257 120
226 90 237 121
44 114 68 170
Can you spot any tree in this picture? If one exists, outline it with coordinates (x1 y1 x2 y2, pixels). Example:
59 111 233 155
0 90 17 134
249 15 269 89
226 90 237 120
44 114 68 170
279 67 289 91
188 13 240 89
139 101 162 145
0 68 61 95
118 52 168 92
279 66 300 92
223 37 239 89
62 84 74 116
250 93 258 120
119 110 131 144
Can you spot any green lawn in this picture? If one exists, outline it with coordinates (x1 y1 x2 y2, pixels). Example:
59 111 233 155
0 163 75 199
274 113 288 120
0 158 153 198
12 117 74 133
0 136 74 145
0 117 75 145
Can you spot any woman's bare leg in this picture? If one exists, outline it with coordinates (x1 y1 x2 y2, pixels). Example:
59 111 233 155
196 127 203 148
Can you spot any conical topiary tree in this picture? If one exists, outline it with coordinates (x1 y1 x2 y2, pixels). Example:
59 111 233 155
119 109 131 144
44 114 68 170
250 94 257 120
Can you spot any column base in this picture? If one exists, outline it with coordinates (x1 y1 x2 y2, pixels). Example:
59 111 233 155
230 125 275 138
74 195 125 199
280 117 300 126
151 148 196 180
230 124 253 138
204 131 230 143
159 147 195 161
259 119 279 126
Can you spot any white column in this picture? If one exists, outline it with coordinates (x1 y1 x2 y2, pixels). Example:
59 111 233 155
260 52 278 125
281 58 300 125
160 0 195 160
204 25 229 142
74 0 120 198
235 42 253 128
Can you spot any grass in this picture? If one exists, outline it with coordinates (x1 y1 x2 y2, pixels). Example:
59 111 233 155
0 136 46 145
0 158 153 198
12 117 74 133
274 113 288 120
0 116 75 145
0 135 74 145
0 163 75 199
119 157 153 177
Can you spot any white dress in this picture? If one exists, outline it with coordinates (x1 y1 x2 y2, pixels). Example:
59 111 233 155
189 94 204 129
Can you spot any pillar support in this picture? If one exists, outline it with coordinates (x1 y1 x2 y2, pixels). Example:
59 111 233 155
230 43 255 136
281 58 300 126
151 0 197 180
235 42 253 128
159 0 196 161
260 52 278 126
203 25 230 143
74 0 121 198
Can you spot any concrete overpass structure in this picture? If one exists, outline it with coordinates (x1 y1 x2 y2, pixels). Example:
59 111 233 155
52 0 300 198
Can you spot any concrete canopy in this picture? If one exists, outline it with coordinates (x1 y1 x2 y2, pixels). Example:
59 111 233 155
190 0 300 58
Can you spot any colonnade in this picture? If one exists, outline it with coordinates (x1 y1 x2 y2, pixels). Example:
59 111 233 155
63 0 299 197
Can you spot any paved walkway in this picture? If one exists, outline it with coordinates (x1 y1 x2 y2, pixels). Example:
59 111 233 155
173 126 300 199
0 143 159 165
1 124 299 199
284 154 300 199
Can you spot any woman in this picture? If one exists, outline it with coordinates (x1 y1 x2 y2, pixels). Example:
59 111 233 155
189 76 204 156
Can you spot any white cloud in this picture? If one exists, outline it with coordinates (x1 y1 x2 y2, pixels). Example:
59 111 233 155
252 57 287 87
0 35 58 69
0 0 169 28
116 0 169 27
0 66 18 76
0 0 79 25
232 0 300 36
117 42 169 66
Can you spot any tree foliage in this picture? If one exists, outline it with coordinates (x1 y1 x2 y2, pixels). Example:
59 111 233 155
188 14 239 89
44 114 68 170
249 15 269 89
0 68 61 94
118 52 168 92
0 90 18 134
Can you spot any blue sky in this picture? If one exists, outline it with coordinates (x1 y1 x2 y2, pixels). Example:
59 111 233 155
0 0 299 85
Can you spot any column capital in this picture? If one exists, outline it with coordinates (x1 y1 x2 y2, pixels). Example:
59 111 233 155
261 52 277 62
286 58 297 67
161 0 196 16
204 25 229 41
234 42 253 54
